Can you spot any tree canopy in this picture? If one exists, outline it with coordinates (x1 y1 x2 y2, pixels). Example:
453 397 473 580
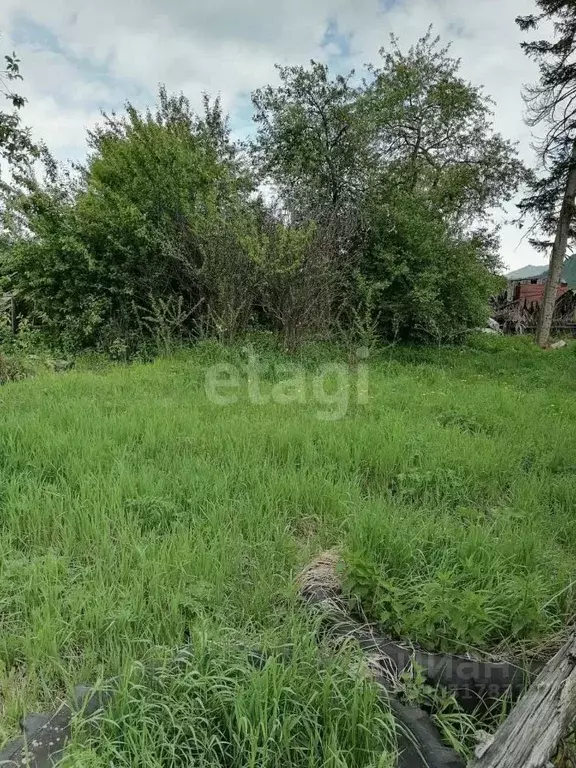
0 36 37 169
1 32 526 352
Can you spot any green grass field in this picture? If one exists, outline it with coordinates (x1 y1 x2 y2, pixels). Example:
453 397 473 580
1 335 576 765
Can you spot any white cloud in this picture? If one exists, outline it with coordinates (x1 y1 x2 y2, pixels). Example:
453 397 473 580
1 0 544 268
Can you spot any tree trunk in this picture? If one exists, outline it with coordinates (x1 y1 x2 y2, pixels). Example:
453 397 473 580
537 138 576 348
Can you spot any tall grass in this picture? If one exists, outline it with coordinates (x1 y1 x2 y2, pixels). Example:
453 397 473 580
62 630 396 768
0 334 575 759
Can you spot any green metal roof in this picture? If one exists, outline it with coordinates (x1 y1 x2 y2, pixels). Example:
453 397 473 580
508 256 576 287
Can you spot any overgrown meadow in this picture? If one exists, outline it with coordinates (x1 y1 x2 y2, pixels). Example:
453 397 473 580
1 334 575 763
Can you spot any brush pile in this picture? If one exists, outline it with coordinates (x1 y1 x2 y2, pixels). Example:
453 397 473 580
491 289 576 334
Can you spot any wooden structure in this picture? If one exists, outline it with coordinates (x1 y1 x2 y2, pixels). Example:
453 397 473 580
508 276 568 308
471 633 576 767
492 288 576 335
0 293 16 333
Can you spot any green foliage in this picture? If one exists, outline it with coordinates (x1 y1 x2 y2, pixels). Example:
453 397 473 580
0 35 38 168
1 337 576 756
72 634 395 768
516 1 576 251
250 32 525 343
193 193 263 342
1 33 527 351
342 498 573 654
251 61 366 214
361 188 499 341
393 664 478 759
365 32 526 235
2 88 258 352
253 217 349 346
0 304 43 382
0 351 30 383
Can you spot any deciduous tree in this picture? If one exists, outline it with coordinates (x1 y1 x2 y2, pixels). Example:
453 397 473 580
365 31 526 251
0 36 37 169
251 61 368 218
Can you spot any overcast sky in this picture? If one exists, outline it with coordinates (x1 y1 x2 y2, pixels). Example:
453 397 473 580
1 0 548 271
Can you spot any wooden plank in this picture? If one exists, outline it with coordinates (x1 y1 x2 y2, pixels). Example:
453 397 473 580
470 633 576 768
0 294 16 333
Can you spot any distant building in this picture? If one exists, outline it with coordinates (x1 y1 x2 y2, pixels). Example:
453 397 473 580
506 275 568 307
505 257 576 308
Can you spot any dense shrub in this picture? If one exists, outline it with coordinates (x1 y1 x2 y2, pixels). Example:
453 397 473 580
0 352 31 384
2 91 260 352
360 190 501 342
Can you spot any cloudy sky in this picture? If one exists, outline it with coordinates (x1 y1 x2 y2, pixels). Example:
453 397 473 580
1 0 547 271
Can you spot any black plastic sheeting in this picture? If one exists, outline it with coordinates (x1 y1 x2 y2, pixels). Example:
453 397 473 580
0 605 540 768
388 697 464 768
328 613 538 712
301 580 542 768
0 686 108 767
0 660 464 768
303 580 540 705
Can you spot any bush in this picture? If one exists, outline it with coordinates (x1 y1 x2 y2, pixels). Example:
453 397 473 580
359 190 500 343
0 47 517 354
2 90 259 353
342 499 574 654
0 352 31 384
254 216 351 348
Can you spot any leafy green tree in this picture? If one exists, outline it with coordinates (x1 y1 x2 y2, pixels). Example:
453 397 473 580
517 2 576 347
0 36 37 168
360 184 501 342
250 35 525 343
2 88 258 351
251 61 368 217
365 32 526 252
251 63 368 342
2 34 529 352
352 32 524 340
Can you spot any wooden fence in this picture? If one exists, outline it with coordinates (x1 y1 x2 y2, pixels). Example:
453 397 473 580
0 293 16 333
